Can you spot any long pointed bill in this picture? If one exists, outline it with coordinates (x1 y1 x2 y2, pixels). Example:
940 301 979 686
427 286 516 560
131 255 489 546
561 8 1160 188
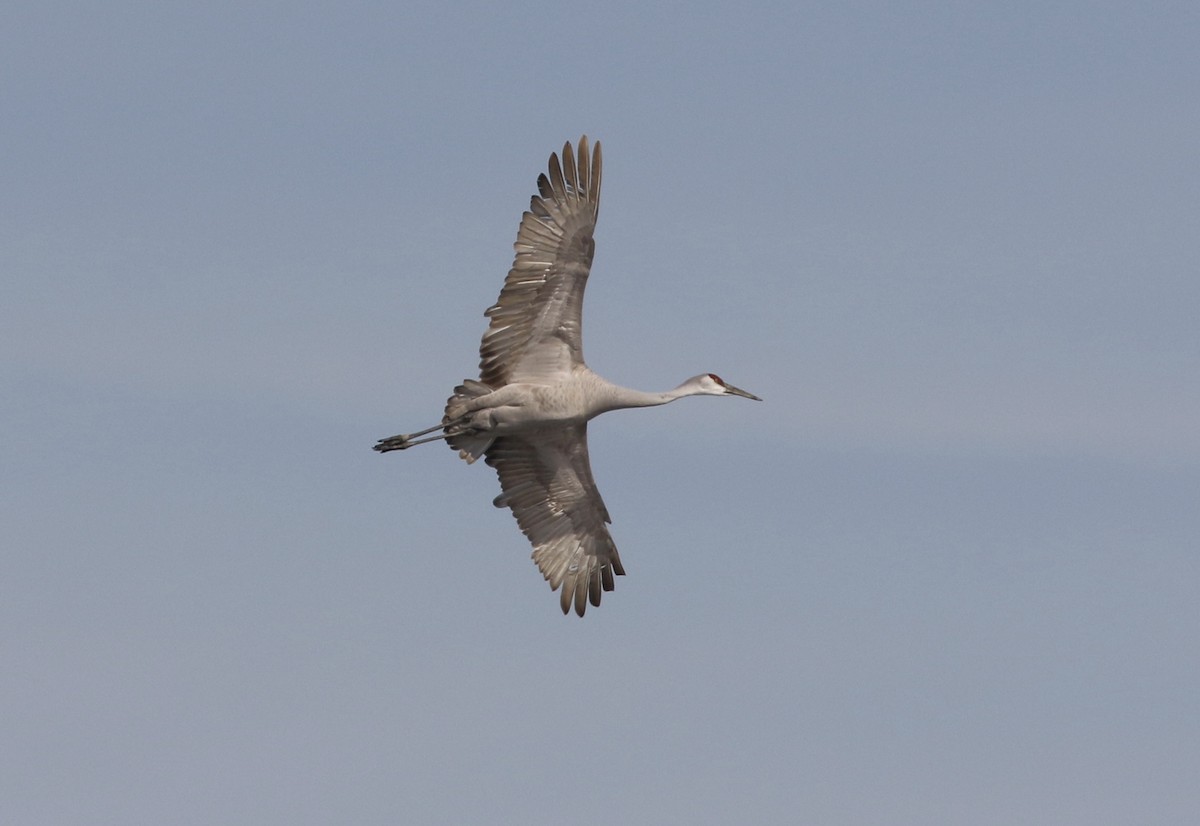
724 383 762 401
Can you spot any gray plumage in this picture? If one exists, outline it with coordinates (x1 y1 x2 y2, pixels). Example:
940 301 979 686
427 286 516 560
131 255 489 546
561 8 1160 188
375 136 760 616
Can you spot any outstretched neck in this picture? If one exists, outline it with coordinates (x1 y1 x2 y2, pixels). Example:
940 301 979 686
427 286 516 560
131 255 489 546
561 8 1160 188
590 376 695 414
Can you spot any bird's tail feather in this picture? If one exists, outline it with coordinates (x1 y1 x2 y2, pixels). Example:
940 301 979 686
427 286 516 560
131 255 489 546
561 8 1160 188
444 379 495 464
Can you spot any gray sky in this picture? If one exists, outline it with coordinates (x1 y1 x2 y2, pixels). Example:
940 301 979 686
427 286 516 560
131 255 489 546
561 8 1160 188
4 2 1198 824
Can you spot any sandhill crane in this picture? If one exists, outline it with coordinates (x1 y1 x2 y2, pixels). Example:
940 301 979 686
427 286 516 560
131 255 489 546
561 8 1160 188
375 136 760 616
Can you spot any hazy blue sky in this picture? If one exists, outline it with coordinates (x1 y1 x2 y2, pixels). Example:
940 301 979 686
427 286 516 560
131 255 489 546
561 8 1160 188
4 2 1198 824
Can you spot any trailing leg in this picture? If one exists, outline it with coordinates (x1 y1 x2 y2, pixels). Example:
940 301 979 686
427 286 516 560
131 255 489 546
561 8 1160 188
373 414 472 453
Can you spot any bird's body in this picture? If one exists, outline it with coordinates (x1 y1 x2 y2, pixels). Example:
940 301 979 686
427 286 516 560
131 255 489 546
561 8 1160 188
376 137 759 616
433 369 727 441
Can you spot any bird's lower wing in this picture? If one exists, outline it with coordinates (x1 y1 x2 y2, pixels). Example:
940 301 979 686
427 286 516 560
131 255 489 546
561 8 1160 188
485 424 625 616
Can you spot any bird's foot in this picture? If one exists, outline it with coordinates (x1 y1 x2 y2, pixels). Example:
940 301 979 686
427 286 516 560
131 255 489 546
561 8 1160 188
373 435 412 453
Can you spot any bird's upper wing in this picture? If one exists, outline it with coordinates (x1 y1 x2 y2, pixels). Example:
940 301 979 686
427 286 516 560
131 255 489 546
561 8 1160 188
486 424 625 616
479 136 602 387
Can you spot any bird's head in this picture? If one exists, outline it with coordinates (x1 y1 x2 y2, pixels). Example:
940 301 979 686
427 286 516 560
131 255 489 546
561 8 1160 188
682 373 762 401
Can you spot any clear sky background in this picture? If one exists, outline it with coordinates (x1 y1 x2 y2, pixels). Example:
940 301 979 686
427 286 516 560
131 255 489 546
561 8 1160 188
4 2 1198 824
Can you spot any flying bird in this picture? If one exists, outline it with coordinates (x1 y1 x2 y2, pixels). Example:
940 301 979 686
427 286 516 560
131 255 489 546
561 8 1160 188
375 136 760 616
